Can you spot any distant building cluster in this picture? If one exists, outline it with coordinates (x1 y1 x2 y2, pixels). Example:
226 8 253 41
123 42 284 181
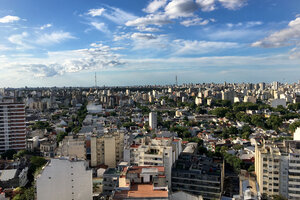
0 81 299 199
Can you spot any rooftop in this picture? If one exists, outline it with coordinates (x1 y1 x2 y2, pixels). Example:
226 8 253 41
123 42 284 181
113 183 168 199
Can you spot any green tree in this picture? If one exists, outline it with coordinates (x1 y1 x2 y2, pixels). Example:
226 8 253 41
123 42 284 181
289 121 300 133
211 107 230 118
266 115 282 130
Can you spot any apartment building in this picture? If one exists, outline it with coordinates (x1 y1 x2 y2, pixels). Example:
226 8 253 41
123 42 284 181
90 131 124 168
113 166 168 199
171 143 224 200
36 158 92 200
255 139 300 199
124 136 182 188
149 112 157 130
56 135 86 160
0 102 26 152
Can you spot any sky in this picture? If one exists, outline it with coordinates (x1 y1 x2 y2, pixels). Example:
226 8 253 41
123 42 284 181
0 0 300 87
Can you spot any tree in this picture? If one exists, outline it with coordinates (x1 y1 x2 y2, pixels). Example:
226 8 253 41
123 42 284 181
247 165 255 172
266 115 282 130
289 121 300 133
1 149 17 160
251 114 266 128
56 132 68 143
211 107 230 118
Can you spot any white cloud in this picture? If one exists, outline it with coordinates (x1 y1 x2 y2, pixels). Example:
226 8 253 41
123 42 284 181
90 22 110 33
113 33 131 41
143 0 168 13
218 0 248 10
126 13 172 27
136 26 160 32
196 0 216 12
102 6 137 24
131 33 157 40
20 43 124 77
8 32 32 49
165 0 199 19
87 8 106 17
131 34 169 50
180 17 210 27
172 39 240 55
35 31 75 45
0 45 11 51
40 24 52 30
252 17 300 48
0 15 20 23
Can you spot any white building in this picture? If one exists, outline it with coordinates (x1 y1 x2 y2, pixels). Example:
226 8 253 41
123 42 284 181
124 137 182 188
294 127 300 141
271 99 286 108
149 112 157 130
36 158 92 200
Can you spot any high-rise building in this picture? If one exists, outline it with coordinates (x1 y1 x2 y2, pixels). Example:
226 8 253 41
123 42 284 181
149 112 157 130
90 131 124 167
0 102 26 152
255 139 300 199
36 158 92 200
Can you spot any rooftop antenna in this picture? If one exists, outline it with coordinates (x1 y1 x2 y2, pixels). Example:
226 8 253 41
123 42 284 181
95 72 97 88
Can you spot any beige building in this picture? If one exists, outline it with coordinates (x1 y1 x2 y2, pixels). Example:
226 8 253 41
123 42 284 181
255 139 300 199
56 135 86 160
91 131 124 168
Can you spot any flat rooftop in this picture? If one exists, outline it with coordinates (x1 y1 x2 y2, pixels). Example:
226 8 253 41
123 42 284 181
113 183 168 199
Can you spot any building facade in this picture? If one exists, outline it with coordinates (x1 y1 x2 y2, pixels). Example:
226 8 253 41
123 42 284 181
0 103 26 152
91 131 124 167
149 112 157 130
171 143 224 200
255 139 300 199
36 158 92 200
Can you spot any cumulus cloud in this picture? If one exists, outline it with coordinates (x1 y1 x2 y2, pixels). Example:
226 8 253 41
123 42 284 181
196 0 216 12
35 31 75 45
252 17 300 48
126 13 172 27
165 0 199 19
90 22 110 33
21 43 124 77
131 33 157 40
143 0 168 13
218 0 248 10
172 39 240 55
40 24 52 30
180 17 210 27
0 15 20 23
87 8 106 17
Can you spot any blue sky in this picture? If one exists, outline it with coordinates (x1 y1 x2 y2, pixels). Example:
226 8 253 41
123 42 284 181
0 0 300 87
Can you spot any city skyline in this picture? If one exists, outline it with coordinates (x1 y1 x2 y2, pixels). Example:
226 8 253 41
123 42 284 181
1 0 300 87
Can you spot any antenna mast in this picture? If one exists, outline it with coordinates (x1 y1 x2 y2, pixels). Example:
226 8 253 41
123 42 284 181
95 72 97 88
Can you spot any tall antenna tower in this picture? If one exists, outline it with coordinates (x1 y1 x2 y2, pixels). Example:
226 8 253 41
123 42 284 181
95 72 97 88
175 75 178 86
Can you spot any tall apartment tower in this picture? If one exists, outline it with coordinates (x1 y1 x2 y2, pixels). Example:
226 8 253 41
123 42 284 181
149 112 157 130
255 139 300 199
0 102 26 152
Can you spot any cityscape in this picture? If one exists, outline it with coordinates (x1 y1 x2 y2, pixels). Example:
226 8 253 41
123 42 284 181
1 0 300 200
